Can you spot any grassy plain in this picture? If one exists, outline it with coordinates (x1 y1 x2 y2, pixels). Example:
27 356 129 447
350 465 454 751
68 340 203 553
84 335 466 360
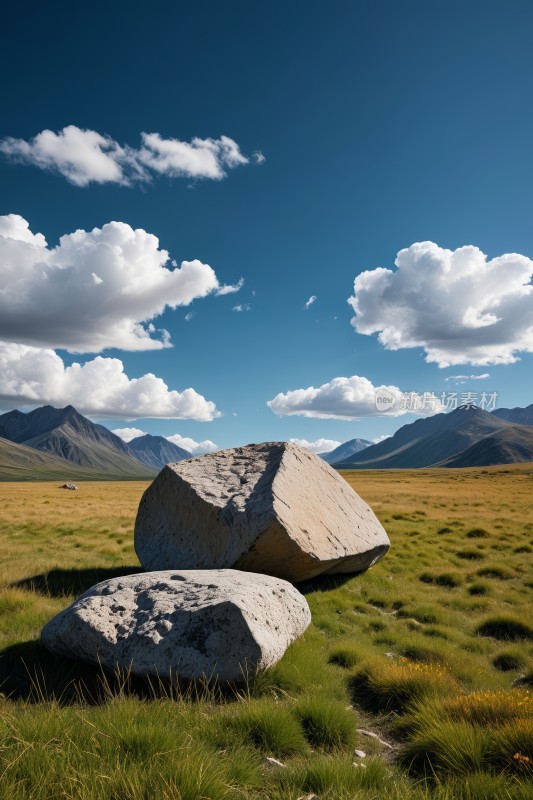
0 467 531 799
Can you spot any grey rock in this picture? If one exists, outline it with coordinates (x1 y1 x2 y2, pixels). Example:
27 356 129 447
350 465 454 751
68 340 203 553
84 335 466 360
41 569 311 682
60 483 78 490
134 442 389 583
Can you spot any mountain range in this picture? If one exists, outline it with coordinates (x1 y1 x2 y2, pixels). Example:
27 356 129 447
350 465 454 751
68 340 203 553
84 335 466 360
332 405 533 469
127 434 192 471
1 402 532 480
492 403 533 425
0 406 192 480
320 438 373 464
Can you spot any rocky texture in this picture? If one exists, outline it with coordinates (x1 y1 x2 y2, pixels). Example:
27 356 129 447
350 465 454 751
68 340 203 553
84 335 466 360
60 483 78 490
134 442 389 582
41 569 311 682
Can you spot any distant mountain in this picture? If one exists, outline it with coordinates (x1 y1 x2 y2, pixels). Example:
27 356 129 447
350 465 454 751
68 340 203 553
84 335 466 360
0 436 125 481
0 406 154 478
336 406 514 469
128 434 192 471
492 403 533 426
440 425 533 468
321 438 372 465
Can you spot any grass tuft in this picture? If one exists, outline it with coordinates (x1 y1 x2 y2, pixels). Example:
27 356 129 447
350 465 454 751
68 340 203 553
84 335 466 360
293 697 357 751
466 528 490 539
217 701 308 757
328 645 361 669
420 571 463 588
477 616 533 641
456 549 484 561
492 650 526 672
467 581 490 596
349 658 458 714
476 564 515 580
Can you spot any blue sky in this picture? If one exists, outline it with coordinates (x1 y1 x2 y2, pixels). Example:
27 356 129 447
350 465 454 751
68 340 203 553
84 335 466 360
1 0 532 453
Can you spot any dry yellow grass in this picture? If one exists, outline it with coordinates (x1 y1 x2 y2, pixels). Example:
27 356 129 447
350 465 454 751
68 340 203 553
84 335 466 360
343 463 533 527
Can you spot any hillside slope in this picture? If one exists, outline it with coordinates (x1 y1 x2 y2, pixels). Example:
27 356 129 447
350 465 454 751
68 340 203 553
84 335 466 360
438 424 533 468
492 403 533 425
0 437 111 481
0 406 155 478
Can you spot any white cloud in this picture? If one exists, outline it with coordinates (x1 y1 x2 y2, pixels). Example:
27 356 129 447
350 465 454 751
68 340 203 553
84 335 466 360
349 241 533 367
444 373 490 381
268 375 444 420
165 433 218 454
111 427 146 442
305 295 317 309
184 312 194 322
139 132 248 180
0 342 219 420
0 126 142 187
373 434 391 443
0 214 242 352
232 303 251 312
216 277 244 296
253 150 266 164
0 126 251 186
289 438 342 454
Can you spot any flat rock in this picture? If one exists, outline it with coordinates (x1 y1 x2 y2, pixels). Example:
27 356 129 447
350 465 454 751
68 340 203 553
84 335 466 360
134 442 390 582
41 569 311 682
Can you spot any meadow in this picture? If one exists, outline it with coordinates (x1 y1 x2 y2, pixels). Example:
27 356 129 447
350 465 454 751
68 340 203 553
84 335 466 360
0 467 531 799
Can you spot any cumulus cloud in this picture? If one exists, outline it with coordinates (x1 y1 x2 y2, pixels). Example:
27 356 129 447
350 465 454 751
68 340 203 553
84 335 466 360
253 150 266 164
0 214 242 352
289 438 342 454
305 295 317 309
348 241 533 367
165 434 219 454
232 303 251 312
268 375 444 420
0 126 253 186
0 342 219 420
111 427 146 442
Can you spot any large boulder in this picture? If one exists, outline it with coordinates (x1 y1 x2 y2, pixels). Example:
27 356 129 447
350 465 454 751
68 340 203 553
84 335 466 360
134 442 389 582
41 569 311 682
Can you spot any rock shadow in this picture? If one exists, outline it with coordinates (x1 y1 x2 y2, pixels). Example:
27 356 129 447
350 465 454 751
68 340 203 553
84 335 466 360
11 566 143 597
0 639 105 702
296 572 357 594
0 638 246 705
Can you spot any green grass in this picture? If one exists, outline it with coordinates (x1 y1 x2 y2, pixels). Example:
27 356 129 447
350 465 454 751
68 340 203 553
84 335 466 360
328 644 361 668
0 469 532 798
293 697 357 750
